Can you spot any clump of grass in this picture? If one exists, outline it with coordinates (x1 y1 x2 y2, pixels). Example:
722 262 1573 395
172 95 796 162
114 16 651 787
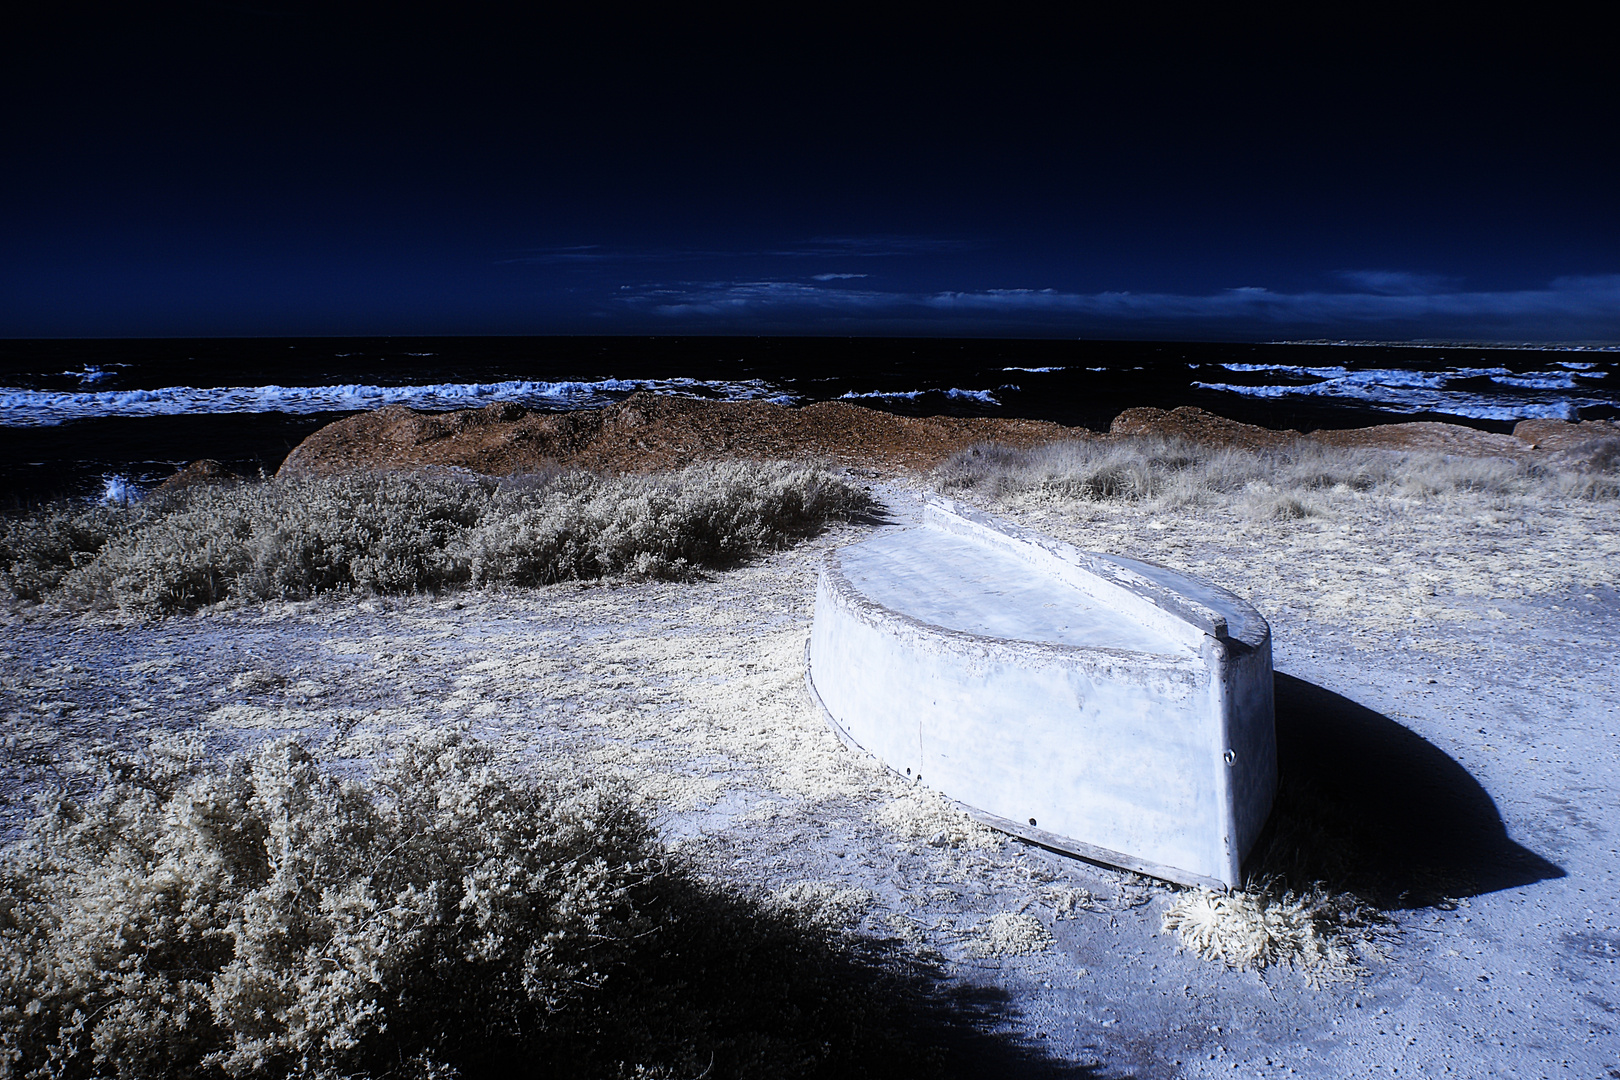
936 436 1617 513
965 913 1053 959
0 461 872 617
0 734 939 1079
1160 772 1423 984
875 789 1002 851
1161 882 1380 984
767 881 876 930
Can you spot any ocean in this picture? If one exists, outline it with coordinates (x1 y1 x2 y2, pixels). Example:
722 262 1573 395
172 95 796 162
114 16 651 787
2 336 1616 503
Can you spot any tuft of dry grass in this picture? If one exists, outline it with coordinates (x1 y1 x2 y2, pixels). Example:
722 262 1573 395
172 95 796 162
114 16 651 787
0 461 873 617
1161 882 1384 984
1161 778 1397 984
965 913 1054 958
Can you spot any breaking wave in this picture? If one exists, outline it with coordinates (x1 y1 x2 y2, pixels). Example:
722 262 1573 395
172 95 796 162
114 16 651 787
0 377 799 427
839 387 1004 405
1192 362 1616 422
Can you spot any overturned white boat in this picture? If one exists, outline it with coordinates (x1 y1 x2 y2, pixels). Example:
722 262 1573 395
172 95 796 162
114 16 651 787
807 496 1275 888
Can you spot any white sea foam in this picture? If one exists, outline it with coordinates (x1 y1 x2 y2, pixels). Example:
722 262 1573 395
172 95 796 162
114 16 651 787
0 378 799 427
1194 379 1591 421
1487 372 1581 390
839 387 1001 404
99 474 142 505
1001 366 1065 373
1193 361 1615 422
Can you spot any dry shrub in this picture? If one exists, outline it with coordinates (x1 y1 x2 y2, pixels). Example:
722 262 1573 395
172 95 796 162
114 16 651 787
1390 455 1535 498
936 441 1174 504
2 461 872 617
466 461 865 586
1 733 657 1078
0 505 129 602
0 736 939 1079
1241 490 1316 522
1551 437 1620 500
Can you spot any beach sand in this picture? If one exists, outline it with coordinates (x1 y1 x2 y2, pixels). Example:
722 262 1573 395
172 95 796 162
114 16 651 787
4 412 1618 1076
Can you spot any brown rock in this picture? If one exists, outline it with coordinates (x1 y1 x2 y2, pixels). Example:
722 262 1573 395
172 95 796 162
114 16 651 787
276 393 1084 480
1511 417 1620 451
1113 405 1541 456
1310 421 1531 455
1108 406 1303 450
151 459 239 495
278 395 1613 483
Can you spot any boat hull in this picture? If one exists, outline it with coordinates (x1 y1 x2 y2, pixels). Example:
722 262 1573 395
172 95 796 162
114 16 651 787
807 498 1275 888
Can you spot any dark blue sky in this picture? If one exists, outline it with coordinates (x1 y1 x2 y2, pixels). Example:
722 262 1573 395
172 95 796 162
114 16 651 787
5 7 1616 341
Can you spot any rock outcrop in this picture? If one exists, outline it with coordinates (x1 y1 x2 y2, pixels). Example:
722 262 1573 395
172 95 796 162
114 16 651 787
1109 406 1304 450
1511 417 1620 451
271 395 1620 482
1115 405 1620 457
276 393 1082 479
150 458 241 495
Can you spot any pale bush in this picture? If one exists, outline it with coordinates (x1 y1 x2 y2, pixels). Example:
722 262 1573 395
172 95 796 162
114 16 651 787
1551 437 1620 500
1390 455 1537 498
0 733 659 1078
0 505 129 602
1241 491 1316 522
0 735 937 1079
466 461 865 586
3 461 871 616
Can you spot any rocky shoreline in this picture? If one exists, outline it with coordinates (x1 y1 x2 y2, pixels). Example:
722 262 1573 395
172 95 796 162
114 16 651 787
258 394 1619 486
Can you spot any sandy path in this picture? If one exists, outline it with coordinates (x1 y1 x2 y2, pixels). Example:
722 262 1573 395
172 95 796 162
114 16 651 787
3 478 1617 1077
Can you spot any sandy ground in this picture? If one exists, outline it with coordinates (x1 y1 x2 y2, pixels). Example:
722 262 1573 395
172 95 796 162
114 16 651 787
3 477 1617 1078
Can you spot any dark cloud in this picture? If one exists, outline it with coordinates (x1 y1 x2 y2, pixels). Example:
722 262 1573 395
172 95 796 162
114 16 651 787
1334 270 1462 295
763 237 977 258
618 275 1620 339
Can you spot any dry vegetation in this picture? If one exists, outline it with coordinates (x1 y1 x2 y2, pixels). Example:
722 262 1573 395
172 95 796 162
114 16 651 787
0 733 943 1080
0 462 872 617
936 435 1620 513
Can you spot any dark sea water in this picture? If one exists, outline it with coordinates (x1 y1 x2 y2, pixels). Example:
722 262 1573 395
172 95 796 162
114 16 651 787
2 336 1616 503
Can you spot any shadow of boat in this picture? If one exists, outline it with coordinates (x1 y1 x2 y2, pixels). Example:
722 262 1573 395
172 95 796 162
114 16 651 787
1250 672 1563 907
